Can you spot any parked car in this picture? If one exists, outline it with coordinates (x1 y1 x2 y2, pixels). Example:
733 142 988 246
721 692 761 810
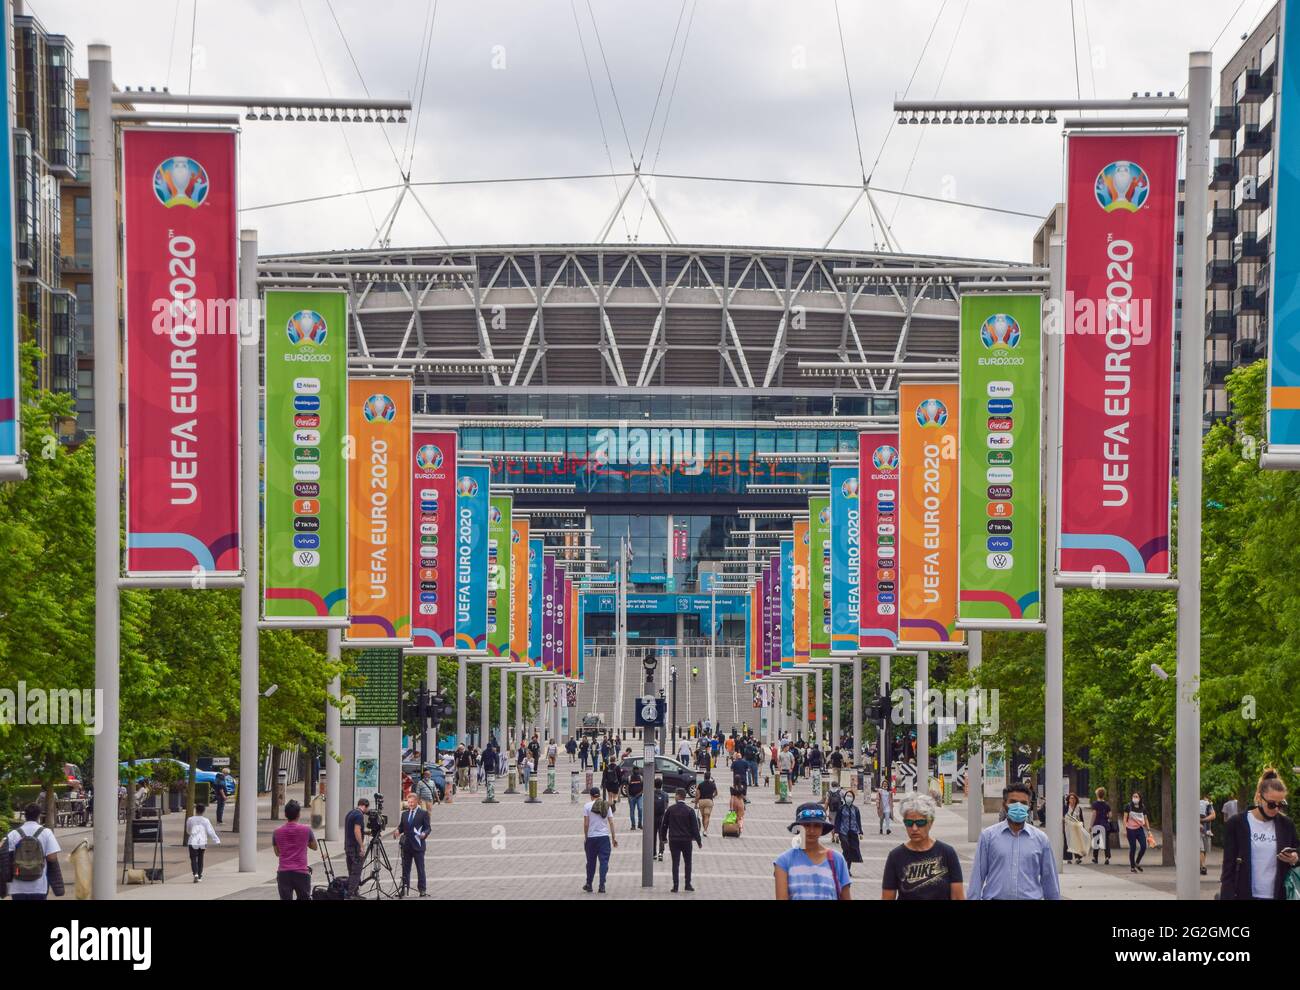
119 758 237 795
617 755 697 798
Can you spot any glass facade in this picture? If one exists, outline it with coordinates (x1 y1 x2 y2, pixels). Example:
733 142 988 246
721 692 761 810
423 390 895 420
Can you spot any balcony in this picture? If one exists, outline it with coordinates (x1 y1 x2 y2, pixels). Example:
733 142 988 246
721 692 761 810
1212 105 1240 139
1232 232 1265 262
1235 174 1265 209
1236 68 1269 104
1233 287 1262 316
1210 157 1238 188
1207 259 1237 288
1258 207 1272 245
1208 208 1237 239
1257 260 1271 299
1207 309 1235 337
1234 337 1261 364
1262 35 1277 78
1205 358 1233 386
1260 93 1276 132
1258 149 1274 191
1236 122 1271 155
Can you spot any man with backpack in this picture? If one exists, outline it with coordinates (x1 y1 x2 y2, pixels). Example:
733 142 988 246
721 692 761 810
2 804 65 900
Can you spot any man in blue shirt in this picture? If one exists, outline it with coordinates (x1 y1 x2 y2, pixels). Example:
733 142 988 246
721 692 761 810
968 782 1061 900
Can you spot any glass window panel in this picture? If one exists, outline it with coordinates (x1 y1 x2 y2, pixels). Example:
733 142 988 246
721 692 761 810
776 429 796 452
797 429 816 452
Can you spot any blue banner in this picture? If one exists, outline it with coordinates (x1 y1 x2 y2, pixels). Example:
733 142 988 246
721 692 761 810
529 537 544 666
0 0 20 467
1269 0 1300 451
830 464 861 654
454 463 489 651
780 539 795 668
583 592 749 615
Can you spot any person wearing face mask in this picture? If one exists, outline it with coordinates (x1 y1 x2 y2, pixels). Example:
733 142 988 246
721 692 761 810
1122 791 1153 873
833 788 864 874
967 782 1061 900
1219 768 1299 900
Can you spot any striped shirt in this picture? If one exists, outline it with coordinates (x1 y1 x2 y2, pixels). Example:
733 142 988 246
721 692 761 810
774 847 851 900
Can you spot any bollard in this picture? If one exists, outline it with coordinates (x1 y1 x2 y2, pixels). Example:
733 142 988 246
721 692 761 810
570 769 579 803
776 771 791 805
585 770 593 792
545 768 556 795
525 774 542 804
811 768 822 798
820 775 829 802
482 774 498 804
505 764 518 795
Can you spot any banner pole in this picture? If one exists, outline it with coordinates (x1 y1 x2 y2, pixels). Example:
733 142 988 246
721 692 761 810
1176 50 1213 901
852 656 862 769
916 652 929 793
967 631 984 842
89 43 121 901
1045 232 1065 870
326 630 341 842
238 227 260 872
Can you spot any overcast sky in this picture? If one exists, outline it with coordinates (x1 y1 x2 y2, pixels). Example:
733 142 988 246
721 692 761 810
29 0 1276 259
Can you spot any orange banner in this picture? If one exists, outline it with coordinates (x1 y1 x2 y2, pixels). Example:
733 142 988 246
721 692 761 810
511 517 529 663
793 519 810 661
347 378 412 641
898 381 964 646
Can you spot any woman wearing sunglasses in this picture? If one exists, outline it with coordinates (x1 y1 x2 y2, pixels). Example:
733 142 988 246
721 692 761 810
1219 768 1299 900
882 793 964 900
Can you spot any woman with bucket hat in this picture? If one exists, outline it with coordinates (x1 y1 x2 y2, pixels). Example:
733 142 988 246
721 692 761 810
773 802 852 900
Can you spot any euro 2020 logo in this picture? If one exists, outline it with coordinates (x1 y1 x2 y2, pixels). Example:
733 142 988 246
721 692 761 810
841 476 859 500
1094 160 1149 213
362 394 396 423
457 475 479 497
915 398 949 428
818 506 831 526
511 529 520 544
153 157 209 208
980 313 1021 350
872 445 899 472
489 506 502 525
286 310 327 347
416 444 443 470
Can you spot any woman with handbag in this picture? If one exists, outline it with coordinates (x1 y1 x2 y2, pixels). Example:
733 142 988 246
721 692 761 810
1122 790 1152 873
1063 792 1089 865
1219 768 1299 900
1089 787 1113 865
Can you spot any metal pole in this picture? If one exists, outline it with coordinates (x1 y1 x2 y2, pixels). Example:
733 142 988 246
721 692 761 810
457 658 467 744
1045 232 1066 868
237 228 259 872
515 670 523 745
499 665 508 750
480 661 490 745
852 657 862 768
832 665 841 751
89 44 121 901
709 583 716 728
642 663 656 887
428 655 438 765
815 668 823 746
916 652 929 793
325 631 341 842
880 655 890 788
1176 50 1212 901
801 675 808 742
967 631 983 842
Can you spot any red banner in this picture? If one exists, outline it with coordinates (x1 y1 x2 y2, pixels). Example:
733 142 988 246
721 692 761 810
859 431 900 649
411 431 457 648
1059 133 1177 578
124 129 240 576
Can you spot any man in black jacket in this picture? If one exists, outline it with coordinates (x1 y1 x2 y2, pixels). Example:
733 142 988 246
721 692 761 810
660 787 702 892
652 778 670 862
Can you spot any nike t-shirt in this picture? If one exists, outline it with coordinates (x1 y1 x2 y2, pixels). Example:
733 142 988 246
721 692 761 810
882 840 963 900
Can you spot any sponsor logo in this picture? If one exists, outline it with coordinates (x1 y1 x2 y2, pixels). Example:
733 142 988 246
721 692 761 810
987 398 1013 416
877 546 896 559
420 569 437 581
877 558 893 570
293 534 320 550
877 501 896 513
293 377 320 395
416 444 444 470
987 434 1013 449
421 534 438 546
293 464 321 481
362 394 396 423
878 514 895 525
294 448 320 463
420 523 437 535
876 569 895 581
293 549 320 568
987 536 1013 553
876 489 896 501
987 484 1013 500
294 395 321 412
877 604 895 616
986 502 1013 519
420 488 438 500
420 558 437 570
1095 159 1150 212
293 499 320 515
420 581 438 592
915 398 949 428
293 429 320 446
987 450 1013 465
878 535 895 547
877 581 895 592
293 517 320 532
152 156 209 208
420 592 438 604
979 313 1021 350
418 603 437 615
293 482 320 497
987 520 1013 535
293 413 320 429
986 381 1013 398
987 417 1014 432
876 523 895 536
420 500 438 513
286 310 328 346
878 593 895 604
872 445 899 471
986 551 1014 570
986 467 1014 484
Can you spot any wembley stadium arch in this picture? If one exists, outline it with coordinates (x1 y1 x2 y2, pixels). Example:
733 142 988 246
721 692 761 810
262 242 1035 734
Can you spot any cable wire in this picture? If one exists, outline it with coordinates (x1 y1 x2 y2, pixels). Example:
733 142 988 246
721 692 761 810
833 0 868 185
572 0 632 240
584 0 637 165
638 0 690 166
324 0 408 178
865 0 948 184
1069 0 1082 99
635 0 698 240
405 0 440 177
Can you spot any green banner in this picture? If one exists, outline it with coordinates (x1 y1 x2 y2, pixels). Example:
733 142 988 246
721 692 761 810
809 495 831 658
958 293 1041 622
488 494 512 658
263 289 349 620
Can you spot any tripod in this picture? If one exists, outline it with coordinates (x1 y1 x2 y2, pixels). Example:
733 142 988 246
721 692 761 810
356 828 400 900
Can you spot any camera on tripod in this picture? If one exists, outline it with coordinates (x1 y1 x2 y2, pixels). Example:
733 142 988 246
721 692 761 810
366 793 388 835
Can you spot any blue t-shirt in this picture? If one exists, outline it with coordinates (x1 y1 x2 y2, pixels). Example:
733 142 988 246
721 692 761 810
774 846 851 900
